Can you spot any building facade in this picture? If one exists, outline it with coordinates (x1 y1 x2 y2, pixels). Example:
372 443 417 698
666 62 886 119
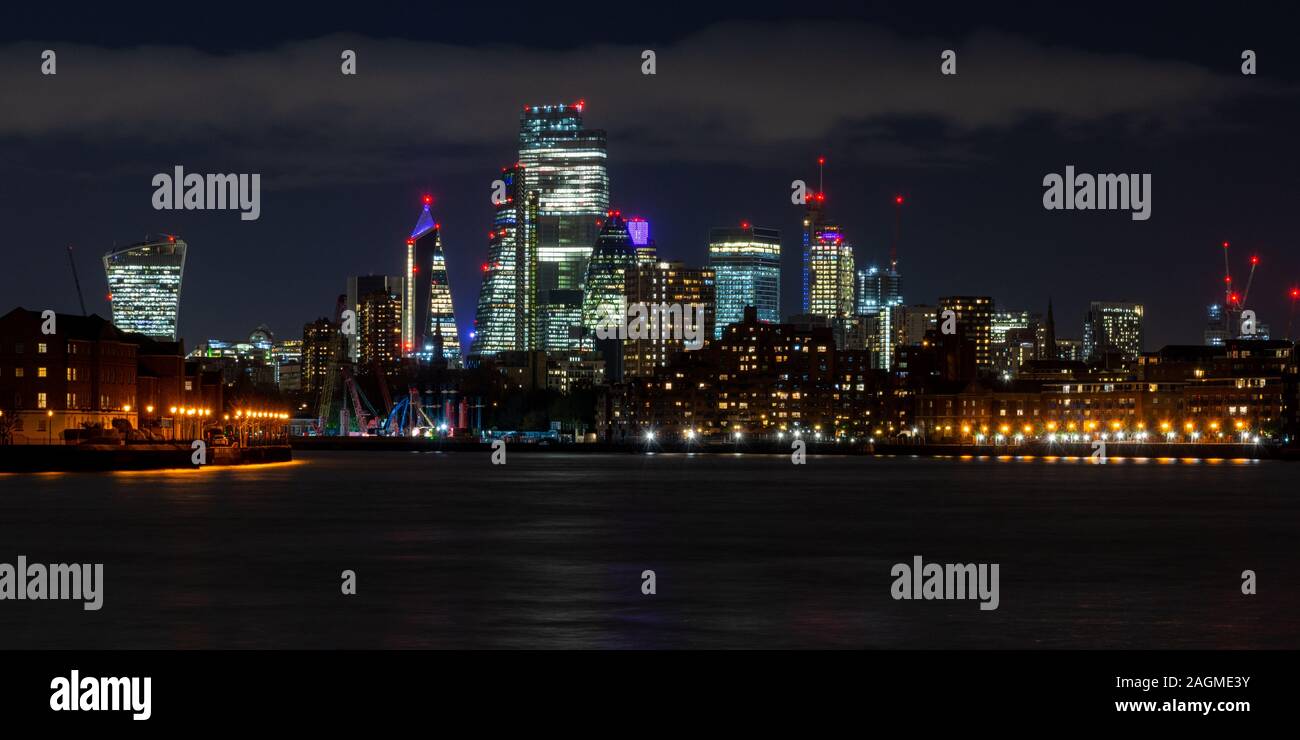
518 102 609 294
103 235 187 341
709 223 781 338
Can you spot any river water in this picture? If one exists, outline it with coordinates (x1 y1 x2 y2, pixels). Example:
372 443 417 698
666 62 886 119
0 451 1295 648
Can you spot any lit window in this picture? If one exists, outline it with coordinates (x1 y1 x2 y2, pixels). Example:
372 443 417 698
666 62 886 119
37 392 47 409
37 367 47 378
37 343 48 354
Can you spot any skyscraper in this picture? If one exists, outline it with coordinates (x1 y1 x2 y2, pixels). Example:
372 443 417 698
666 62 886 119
347 275 403 362
471 164 541 356
518 101 609 294
1083 301 1144 361
801 192 824 314
856 265 902 315
403 197 461 366
800 167 854 321
538 289 584 352
302 317 338 397
626 217 658 265
356 286 403 374
103 234 187 340
807 221 855 319
938 296 995 371
856 263 903 369
709 223 781 338
582 210 639 341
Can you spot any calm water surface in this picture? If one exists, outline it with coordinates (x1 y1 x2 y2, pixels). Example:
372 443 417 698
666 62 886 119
0 451 1295 649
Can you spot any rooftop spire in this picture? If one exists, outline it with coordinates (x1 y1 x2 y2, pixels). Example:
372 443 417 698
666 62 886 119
410 200 437 240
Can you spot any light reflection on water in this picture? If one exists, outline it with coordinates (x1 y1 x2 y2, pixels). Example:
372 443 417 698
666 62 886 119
0 451 1295 649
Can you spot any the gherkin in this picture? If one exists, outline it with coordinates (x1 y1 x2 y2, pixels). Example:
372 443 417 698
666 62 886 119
581 211 638 347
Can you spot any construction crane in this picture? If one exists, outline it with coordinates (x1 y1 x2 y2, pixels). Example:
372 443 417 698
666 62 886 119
1221 242 1261 309
371 358 394 416
66 245 87 315
1242 254 1260 308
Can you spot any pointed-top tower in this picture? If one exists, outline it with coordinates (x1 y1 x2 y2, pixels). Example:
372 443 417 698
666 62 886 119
403 196 461 366
582 210 638 346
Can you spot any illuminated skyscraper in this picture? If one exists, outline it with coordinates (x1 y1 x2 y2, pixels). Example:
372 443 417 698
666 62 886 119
103 234 186 340
938 296 995 370
807 222 855 320
518 101 609 293
403 197 461 366
991 309 1041 375
801 192 825 313
347 275 403 362
538 289 584 352
626 217 658 265
470 165 530 356
709 223 781 338
582 211 639 342
1083 301 1144 361
357 286 403 375
856 265 902 315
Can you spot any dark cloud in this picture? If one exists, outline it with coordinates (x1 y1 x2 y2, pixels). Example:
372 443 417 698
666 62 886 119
0 22 1269 185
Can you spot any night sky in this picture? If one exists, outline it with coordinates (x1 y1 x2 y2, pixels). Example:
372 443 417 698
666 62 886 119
2 2 1297 351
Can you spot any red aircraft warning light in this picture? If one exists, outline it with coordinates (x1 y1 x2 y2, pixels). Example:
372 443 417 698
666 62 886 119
422 195 432 206
895 195 905 205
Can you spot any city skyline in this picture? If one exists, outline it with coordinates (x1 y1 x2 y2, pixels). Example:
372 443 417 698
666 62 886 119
4 11 1299 358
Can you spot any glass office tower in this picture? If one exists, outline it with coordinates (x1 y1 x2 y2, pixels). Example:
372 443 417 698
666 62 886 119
518 101 609 294
103 234 187 340
709 224 781 338
581 211 639 343
472 165 530 357
403 199 461 366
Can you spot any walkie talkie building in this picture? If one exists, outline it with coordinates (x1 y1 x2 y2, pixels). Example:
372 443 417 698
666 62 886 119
103 234 187 340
